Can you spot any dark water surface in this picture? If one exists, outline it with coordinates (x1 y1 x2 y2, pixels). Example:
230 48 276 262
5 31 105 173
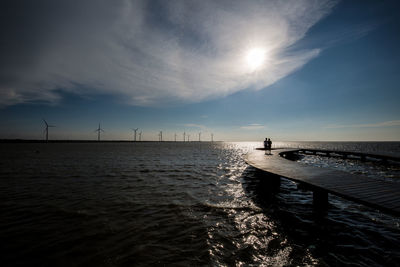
0 142 399 266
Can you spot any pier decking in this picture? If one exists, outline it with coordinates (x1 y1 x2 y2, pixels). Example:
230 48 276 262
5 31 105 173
245 149 400 215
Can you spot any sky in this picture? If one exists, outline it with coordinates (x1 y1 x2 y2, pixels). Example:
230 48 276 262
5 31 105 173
0 0 399 141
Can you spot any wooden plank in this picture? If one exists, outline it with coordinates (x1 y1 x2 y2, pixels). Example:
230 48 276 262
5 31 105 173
350 190 398 199
324 180 384 189
333 183 392 192
333 189 385 199
319 179 398 196
360 186 395 195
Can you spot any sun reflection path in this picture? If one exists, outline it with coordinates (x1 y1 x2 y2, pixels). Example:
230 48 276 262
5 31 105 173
202 142 319 265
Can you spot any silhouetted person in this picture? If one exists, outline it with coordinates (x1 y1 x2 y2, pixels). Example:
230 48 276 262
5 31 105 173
268 138 272 153
264 138 268 150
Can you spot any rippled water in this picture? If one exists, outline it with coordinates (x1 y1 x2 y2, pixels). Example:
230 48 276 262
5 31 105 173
298 154 400 183
0 142 399 266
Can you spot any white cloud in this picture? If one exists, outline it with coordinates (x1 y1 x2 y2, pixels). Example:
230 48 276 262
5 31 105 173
325 120 400 128
0 0 338 107
241 124 265 130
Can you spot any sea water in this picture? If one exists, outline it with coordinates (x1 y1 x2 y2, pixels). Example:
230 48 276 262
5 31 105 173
0 141 399 266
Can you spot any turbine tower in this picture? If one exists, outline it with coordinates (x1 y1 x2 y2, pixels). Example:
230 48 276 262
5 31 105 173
198 132 201 142
132 128 139 141
158 131 163 142
43 119 55 142
95 123 104 141
211 133 214 142
174 133 177 142
183 131 186 142
139 131 142 141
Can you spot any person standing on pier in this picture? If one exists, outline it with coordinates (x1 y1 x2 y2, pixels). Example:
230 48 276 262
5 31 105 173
264 138 269 150
268 138 272 153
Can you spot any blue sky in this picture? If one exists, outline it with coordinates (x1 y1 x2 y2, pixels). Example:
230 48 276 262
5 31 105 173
0 0 399 141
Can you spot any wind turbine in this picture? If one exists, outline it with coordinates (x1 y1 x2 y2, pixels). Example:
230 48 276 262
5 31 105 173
95 123 104 141
132 128 139 141
43 119 55 142
158 131 163 141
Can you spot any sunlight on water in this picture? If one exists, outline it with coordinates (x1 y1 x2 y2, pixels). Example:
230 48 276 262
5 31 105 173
298 154 400 182
203 142 321 266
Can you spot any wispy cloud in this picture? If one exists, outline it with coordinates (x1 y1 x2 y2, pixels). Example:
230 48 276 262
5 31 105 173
0 0 338 107
325 120 400 129
241 124 265 130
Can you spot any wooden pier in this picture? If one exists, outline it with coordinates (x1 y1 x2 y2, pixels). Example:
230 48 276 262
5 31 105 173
245 149 400 215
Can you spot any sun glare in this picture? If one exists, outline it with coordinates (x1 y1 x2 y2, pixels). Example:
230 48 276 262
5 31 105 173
245 48 266 71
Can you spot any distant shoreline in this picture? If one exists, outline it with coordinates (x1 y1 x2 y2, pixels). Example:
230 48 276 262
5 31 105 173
0 139 398 143
0 139 219 143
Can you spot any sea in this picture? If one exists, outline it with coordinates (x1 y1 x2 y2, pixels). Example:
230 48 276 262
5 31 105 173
0 141 399 266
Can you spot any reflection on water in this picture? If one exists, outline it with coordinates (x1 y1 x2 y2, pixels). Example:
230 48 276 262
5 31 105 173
0 141 399 266
297 154 400 182
272 141 400 157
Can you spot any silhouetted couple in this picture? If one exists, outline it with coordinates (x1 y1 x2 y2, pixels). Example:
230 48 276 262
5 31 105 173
264 138 272 154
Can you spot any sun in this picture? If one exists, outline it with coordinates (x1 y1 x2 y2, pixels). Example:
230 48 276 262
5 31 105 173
245 48 266 71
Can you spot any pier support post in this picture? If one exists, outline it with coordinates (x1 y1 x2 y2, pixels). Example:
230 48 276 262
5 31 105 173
313 188 328 211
